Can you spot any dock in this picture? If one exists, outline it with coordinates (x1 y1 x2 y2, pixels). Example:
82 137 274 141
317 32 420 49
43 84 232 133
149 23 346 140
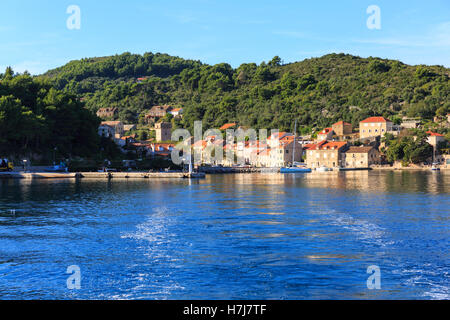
0 172 77 179
0 171 205 180
77 172 205 179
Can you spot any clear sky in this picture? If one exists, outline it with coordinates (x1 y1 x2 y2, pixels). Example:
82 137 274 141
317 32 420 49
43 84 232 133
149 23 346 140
0 0 449 74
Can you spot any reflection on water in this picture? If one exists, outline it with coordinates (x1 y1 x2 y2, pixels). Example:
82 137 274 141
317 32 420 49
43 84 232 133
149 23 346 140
0 171 449 300
215 170 449 195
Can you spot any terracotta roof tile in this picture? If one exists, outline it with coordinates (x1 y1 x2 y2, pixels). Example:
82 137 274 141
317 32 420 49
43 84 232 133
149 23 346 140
361 117 391 123
220 123 237 130
427 131 444 137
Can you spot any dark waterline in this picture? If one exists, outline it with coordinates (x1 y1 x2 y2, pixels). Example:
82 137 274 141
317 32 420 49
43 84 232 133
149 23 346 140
0 171 449 300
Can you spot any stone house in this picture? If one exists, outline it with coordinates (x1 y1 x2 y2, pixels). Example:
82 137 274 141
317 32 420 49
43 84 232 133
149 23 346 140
344 146 382 168
359 117 393 140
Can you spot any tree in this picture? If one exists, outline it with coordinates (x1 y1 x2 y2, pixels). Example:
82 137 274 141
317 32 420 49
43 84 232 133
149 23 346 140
0 72 100 160
3 66 14 79
36 52 449 138
268 56 282 67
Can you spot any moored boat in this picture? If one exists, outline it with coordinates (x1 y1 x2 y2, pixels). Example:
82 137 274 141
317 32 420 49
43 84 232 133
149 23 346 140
431 146 440 171
280 119 311 174
280 167 312 173
316 166 332 172
431 163 440 171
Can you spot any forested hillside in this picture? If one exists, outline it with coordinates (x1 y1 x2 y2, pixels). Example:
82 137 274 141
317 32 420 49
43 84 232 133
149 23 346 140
41 52 450 134
0 67 101 159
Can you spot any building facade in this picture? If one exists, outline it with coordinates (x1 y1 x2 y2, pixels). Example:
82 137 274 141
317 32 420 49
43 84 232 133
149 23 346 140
96 107 118 119
332 121 353 136
317 128 334 141
155 122 172 142
305 141 348 169
146 105 173 118
99 121 124 139
344 146 381 168
169 108 184 117
359 117 393 140
426 131 445 147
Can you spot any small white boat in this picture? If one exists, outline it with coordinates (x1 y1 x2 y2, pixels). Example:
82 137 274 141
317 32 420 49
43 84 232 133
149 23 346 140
431 163 440 171
280 120 312 174
316 166 332 172
431 146 440 171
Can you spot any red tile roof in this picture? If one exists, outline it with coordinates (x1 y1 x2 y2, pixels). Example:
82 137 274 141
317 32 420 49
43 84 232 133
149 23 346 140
361 117 392 123
319 128 333 134
426 131 444 137
333 121 351 126
280 135 295 142
302 143 316 150
193 140 207 148
101 121 122 126
307 141 347 151
220 123 237 130
269 132 290 140
223 144 235 150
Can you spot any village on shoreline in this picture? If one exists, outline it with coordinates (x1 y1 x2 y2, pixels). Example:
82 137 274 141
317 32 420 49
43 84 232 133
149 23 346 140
96 105 450 173
2 105 449 179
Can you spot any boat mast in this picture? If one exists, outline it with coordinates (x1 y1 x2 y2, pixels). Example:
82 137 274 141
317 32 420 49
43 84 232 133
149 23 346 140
292 119 297 166
433 144 436 164
189 151 193 174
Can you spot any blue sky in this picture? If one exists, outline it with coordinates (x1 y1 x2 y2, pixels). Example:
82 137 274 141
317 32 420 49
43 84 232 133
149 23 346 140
0 0 449 74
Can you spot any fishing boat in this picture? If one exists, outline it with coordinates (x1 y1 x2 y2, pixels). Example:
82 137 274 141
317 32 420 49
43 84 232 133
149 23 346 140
281 120 311 174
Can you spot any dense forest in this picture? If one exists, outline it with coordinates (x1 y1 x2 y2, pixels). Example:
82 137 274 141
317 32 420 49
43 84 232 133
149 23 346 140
41 52 450 135
0 67 102 161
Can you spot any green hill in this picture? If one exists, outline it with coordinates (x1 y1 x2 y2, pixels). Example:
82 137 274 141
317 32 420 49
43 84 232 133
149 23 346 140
41 52 450 133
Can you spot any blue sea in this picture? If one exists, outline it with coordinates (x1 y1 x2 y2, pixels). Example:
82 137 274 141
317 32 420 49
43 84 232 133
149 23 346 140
0 171 449 299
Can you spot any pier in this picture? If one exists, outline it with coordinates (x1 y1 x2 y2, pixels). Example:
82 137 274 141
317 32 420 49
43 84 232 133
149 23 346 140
0 171 205 180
